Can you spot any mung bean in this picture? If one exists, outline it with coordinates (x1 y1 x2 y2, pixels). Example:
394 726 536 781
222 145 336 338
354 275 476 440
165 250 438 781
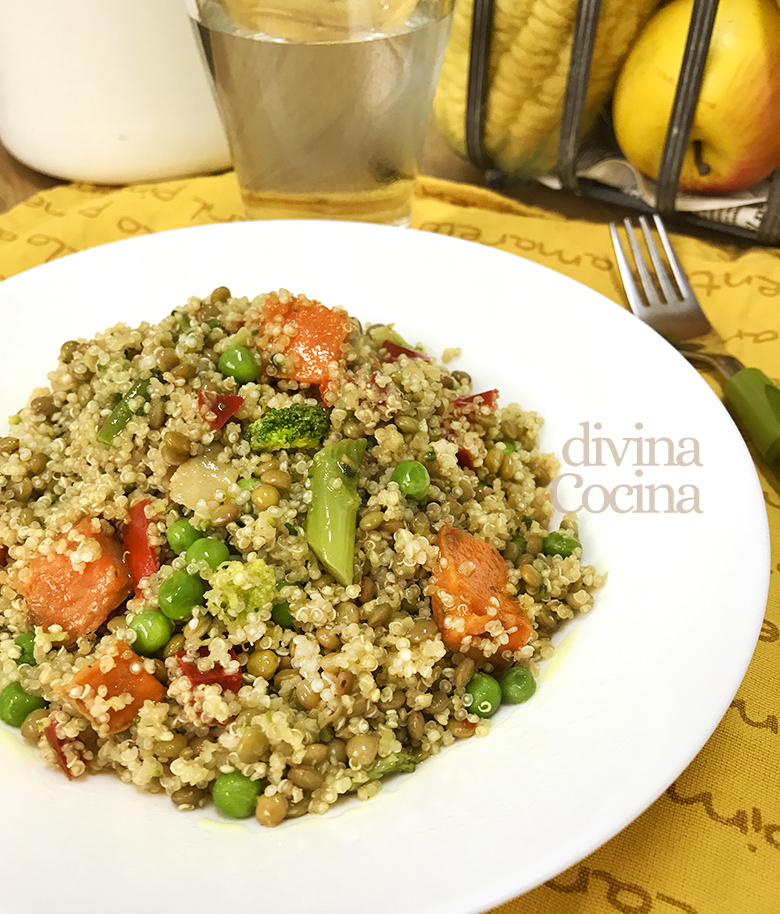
255 793 288 827
236 726 270 764
407 710 425 743
246 649 279 679
287 765 323 791
346 734 379 768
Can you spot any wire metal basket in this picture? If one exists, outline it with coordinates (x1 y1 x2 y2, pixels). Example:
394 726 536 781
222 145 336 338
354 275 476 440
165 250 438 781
463 0 780 245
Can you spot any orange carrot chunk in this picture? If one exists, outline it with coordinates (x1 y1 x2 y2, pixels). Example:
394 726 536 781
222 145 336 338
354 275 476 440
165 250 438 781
255 292 351 393
22 518 133 640
431 525 532 667
58 639 165 734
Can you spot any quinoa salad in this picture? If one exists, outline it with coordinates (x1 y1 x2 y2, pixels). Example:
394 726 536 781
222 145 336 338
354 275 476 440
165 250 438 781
0 286 605 826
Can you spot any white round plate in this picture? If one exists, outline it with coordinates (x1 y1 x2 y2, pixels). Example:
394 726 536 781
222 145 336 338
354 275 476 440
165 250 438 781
0 221 770 914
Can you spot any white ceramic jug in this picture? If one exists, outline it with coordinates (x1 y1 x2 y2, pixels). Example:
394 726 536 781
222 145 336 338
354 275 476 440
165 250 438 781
0 0 231 183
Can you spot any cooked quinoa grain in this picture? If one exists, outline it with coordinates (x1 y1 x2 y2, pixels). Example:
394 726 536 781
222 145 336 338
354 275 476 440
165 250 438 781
0 288 604 824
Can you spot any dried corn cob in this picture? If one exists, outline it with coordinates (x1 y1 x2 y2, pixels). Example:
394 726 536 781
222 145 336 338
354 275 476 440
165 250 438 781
434 0 662 177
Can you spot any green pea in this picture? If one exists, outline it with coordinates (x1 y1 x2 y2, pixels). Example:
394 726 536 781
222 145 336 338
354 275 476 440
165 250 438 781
500 667 537 705
0 681 47 727
391 460 430 501
542 531 582 558
212 770 261 818
271 601 295 627
512 535 527 554
158 570 205 621
14 632 36 666
185 537 230 572
271 579 304 627
497 440 516 454
218 346 259 384
167 518 204 555
465 672 502 718
129 610 174 656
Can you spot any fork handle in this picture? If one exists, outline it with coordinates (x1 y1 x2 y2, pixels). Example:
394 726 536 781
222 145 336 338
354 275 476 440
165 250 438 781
724 368 780 466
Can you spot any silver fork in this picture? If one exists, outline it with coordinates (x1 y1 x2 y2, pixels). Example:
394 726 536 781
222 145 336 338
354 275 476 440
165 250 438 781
609 213 741 378
609 214 780 472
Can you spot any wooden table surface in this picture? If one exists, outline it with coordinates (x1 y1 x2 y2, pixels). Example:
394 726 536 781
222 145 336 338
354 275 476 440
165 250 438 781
0 125 635 225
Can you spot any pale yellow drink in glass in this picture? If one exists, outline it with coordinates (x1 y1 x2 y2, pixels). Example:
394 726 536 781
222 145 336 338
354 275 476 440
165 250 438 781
193 0 453 226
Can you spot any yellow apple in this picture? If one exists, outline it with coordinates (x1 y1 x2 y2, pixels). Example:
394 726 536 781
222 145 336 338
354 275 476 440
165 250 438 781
612 0 780 194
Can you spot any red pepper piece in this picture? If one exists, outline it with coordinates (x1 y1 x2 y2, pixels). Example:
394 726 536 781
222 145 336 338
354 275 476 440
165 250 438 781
198 389 246 430
44 719 87 781
457 448 477 470
176 646 243 693
381 340 431 363
453 389 499 410
123 499 158 598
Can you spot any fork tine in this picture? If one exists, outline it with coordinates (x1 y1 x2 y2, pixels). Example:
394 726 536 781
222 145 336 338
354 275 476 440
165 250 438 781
608 222 646 314
622 218 662 306
651 213 695 298
611 214 715 345
638 215 679 303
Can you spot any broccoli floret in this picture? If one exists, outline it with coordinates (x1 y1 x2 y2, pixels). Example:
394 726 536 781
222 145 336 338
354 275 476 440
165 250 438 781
366 752 418 780
207 558 277 628
244 404 331 451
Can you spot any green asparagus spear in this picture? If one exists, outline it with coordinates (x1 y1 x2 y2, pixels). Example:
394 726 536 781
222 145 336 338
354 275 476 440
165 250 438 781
306 438 367 586
96 378 152 445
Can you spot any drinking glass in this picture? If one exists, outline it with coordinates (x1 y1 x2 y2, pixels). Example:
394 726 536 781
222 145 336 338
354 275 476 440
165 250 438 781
189 0 454 226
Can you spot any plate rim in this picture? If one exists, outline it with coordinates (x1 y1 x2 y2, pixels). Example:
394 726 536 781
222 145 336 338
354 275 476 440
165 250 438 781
0 219 770 914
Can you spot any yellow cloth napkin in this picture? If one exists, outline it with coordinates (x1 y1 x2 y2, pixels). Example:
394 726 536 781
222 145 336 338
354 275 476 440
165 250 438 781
1 171 778 913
